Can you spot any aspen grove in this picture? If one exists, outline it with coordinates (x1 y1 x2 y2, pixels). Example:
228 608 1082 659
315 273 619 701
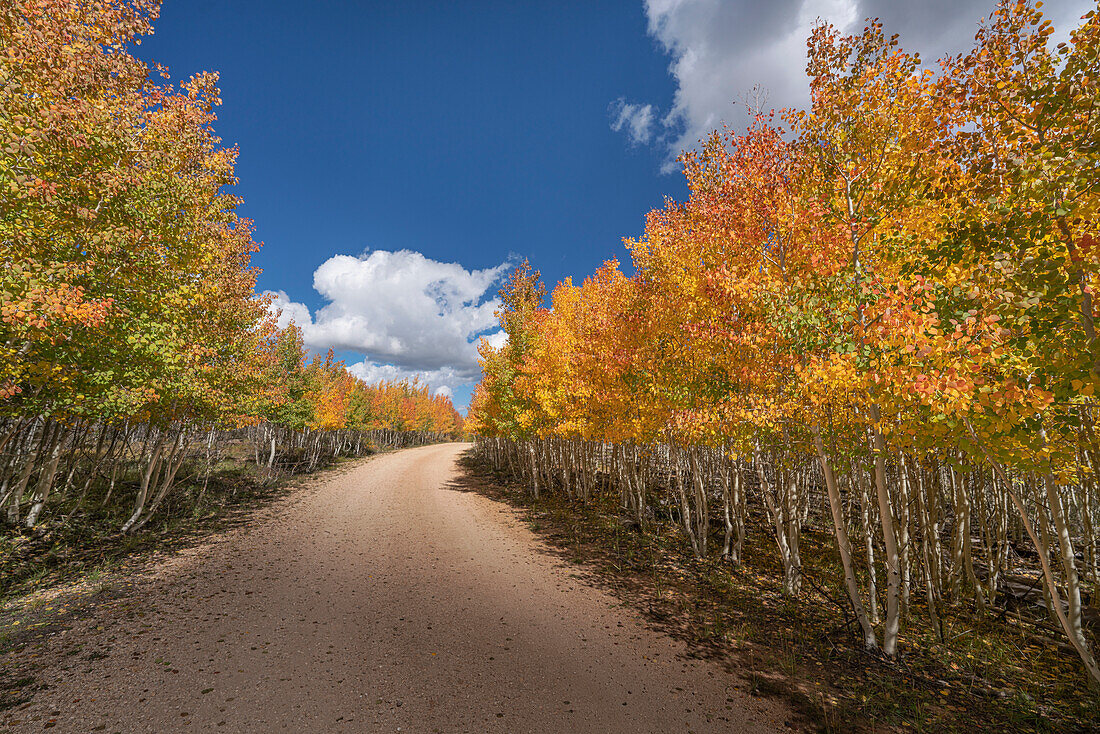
468 2 1100 685
0 2 463 535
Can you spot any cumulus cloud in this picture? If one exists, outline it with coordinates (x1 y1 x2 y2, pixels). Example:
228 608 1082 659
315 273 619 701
609 98 657 144
345 359 471 394
621 0 1092 166
269 249 511 398
479 330 509 352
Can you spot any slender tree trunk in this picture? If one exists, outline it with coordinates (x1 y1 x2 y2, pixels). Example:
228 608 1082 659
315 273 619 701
856 460 880 625
814 425 877 649
130 434 190 532
24 428 66 527
8 420 48 524
755 440 800 595
1043 472 1093 678
965 420 1100 686
121 433 167 533
868 404 902 658
913 459 944 641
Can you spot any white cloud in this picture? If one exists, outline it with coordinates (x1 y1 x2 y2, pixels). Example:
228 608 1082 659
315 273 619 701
267 291 313 329
345 359 468 394
609 98 657 144
480 330 508 352
623 0 1093 167
434 385 454 399
270 249 511 394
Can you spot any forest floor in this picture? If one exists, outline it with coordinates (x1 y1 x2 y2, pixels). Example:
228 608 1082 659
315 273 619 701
458 455 1100 732
1 449 312 607
0 443 790 733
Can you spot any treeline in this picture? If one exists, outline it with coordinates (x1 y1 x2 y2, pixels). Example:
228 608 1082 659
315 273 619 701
0 1 462 533
469 2 1100 684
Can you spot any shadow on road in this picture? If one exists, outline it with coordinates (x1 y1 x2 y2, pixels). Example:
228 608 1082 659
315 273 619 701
441 450 817 731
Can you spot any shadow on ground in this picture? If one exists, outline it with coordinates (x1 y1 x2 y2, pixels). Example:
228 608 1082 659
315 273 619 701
443 454 820 732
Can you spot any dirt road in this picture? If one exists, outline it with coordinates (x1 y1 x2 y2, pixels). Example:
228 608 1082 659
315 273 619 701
4 443 787 732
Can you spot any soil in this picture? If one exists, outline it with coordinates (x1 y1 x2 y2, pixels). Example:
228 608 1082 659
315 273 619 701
0 443 790 733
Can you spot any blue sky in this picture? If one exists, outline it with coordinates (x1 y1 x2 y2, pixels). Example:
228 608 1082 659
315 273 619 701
139 0 685 410
138 0 1091 410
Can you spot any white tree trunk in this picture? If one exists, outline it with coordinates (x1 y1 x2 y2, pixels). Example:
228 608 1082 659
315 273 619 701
814 426 877 649
868 404 902 657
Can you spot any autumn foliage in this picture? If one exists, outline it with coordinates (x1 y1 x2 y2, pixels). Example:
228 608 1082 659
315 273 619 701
260 326 463 437
470 2 1100 686
1 2 461 534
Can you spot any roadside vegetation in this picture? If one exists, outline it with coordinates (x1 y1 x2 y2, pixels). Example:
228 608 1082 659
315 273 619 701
467 0 1100 725
461 454 1099 731
0 0 464 641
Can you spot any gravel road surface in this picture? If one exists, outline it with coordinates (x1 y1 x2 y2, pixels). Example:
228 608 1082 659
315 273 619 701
3 443 787 733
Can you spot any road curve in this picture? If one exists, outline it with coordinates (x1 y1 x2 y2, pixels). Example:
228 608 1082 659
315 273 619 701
5 443 787 733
